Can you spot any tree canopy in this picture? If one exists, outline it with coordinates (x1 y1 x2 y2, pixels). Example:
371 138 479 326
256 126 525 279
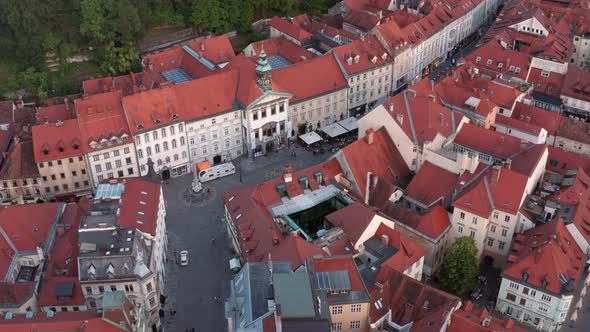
439 236 479 295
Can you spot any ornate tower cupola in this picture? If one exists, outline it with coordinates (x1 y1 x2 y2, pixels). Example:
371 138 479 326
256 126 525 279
256 48 273 92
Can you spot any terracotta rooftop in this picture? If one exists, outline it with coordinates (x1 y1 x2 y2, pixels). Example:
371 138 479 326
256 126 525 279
245 36 316 64
82 71 165 97
448 301 528 332
270 16 313 42
454 123 529 160
309 255 368 293
562 65 590 102
332 35 391 75
384 205 451 240
504 218 584 295
374 223 427 273
32 119 85 163
556 117 590 144
546 146 590 175
0 140 40 181
341 127 410 198
406 161 459 207
325 202 379 244
453 164 528 216
511 102 562 136
35 101 76 124
369 266 460 328
344 10 381 31
0 310 128 331
466 37 531 81
495 114 543 135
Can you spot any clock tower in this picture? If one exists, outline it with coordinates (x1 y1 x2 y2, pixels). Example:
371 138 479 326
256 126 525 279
256 48 273 92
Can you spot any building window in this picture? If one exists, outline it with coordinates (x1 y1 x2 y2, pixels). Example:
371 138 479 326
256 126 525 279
93 155 99 162
147 283 153 292
161 128 167 137
57 160 62 165
103 152 110 159
458 225 463 233
472 217 477 225
350 321 361 329
98 286 104 294
163 141 169 151
115 160 122 168
504 215 510 222
499 241 506 250
491 225 496 232
520 298 526 306
501 229 508 237
97 175 104 182
110 285 116 292
105 162 112 170
95 165 102 173
124 147 130 154
85 286 92 295
460 212 465 219
155 144 160 153
149 297 156 307
60 173 65 179
541 294 551 303
153 131 158 140
487 238 494 247
351 304 362 313
180 137 185 146
331 322 342 331
506 293 516 302
113 150 120 157
331 305 343 315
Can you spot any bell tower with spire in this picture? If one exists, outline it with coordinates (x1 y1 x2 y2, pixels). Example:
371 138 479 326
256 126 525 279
256 47 273 91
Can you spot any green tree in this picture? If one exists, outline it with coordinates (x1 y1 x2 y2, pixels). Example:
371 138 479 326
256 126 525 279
99 42 139 75
80 0 113 42
226 0 254 33
439 236 479 295
190 0 228 34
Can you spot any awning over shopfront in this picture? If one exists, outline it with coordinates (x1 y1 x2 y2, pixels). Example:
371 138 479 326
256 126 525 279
337 117 359 131
320 123 348 138
299 131 323 145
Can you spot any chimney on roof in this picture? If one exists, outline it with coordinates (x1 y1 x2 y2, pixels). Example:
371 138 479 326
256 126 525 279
16 98 24 110
491 164 501 186
504 158 512 170
272 231 280 245
44 116 49 125
360 35 365 41
284 166 293 183
64 98 70 111
56 120 64 127
82 94 89 100
464 301 474 312
381 234 389 246
366 128 374 145
396 113 404 126
201 42 205 52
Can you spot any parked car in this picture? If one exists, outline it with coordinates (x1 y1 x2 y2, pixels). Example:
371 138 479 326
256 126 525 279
179 250 189 266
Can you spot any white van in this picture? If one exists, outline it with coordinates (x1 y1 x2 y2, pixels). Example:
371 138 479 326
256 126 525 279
198 162 236 182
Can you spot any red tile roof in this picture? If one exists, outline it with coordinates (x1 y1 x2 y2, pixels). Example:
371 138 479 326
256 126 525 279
245 36 316 64
270 235 326 271
453 165 528 216
382 81 463 145
509 143 548 178
309 255 367 292
116 178 161 235
527 67 565 98
32 119 85 163
269 16 313 42
344 10 381 31
222 159 343 265
332 35 391 75
82 71 165 97
511 102 562 136
369 266 459 327
504 218 584 295
324 237 358 256
557 117 590 144
466 38 531 81
0 311 125 332
273 55 348 104
35 102 76 124
448 301 528 332
325 202 378 244
75 92 133 151
341 127 410 198
454 123 529 160
0 203 60 252
122 69 239 134
374 223 426 273
37 277 86 307
0 140 40 180
406 161 459 207
0 282 35 306
546 146 590 175
495 114 543 135
562 64 590 102
384 205 451 240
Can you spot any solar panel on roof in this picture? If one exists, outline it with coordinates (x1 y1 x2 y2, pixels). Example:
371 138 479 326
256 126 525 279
56 282 74 298
267 55 292 69
315 271 352 291
95 183 125 200
162 68 192 84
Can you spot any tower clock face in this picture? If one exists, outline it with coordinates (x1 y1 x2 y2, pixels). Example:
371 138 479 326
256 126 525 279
264 79 270 85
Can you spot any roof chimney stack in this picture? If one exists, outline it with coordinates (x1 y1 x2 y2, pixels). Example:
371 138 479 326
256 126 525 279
365 128 374 145
381 234 389 245
283 166 293 183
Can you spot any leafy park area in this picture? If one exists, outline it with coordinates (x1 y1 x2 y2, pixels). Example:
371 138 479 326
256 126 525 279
0 0 338 102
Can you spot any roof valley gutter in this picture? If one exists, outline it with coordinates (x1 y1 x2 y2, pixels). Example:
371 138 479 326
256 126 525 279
483 176 496 210
403 92 419 145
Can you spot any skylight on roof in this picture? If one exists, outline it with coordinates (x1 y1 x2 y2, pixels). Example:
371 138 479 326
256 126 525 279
140 201 147 205
138 211 144 215
137 220 144 225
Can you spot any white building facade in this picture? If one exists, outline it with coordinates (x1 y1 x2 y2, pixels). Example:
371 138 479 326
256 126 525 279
134 122 190 179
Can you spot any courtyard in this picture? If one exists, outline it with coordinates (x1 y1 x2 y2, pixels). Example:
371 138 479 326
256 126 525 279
160 144 332 331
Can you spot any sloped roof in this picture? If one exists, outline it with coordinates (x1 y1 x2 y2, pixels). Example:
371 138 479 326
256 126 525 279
384 205 451 240
374 223 426 273
32 119 85 163
341 127 410 198
406 161 459 207
511 102 562 136
454 123 528 160
332 35 391 75
448 301 528 332
309 255 367 293
546 146 590 175
504 218 584 295
269 235 326 271
0 140 40 180
116 178 161 235
270 16 313 42
245 36 316 64
325 202 378 244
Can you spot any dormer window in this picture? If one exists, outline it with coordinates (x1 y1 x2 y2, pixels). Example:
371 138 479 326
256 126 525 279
522 271 529 281
87 264 96 279
486 59 493 65
276 183 287 198
346 57 353 65
541 71 550 78
515 67 521 73
314 171 323 186
354 55 360 63
137 124 144 129
299 176 309 190
155 119 161 124
106 263 115 279
475 56 481 63
497 62 504 68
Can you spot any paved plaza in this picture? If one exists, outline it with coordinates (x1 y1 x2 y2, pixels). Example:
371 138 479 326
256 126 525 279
160 145 332 331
